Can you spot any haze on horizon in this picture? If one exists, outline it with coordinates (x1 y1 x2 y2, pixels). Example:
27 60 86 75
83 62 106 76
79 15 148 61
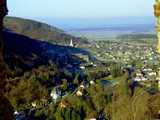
9 0 154 19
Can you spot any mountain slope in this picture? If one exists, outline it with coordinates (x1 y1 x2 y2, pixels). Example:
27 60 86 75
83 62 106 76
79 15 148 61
2 31 90 76
4 16 88 45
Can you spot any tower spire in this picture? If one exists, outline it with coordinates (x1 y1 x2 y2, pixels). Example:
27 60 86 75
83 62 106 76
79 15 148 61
70 39 74 47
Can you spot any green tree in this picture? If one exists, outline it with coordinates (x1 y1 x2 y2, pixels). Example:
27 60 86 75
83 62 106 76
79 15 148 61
105 80 151 120
73 74 79 86
71 109 77 120
61 79 68 93
8 76 48 111
110 64 123 78
55 107 64 120
64 108 71 120
0 31 14 120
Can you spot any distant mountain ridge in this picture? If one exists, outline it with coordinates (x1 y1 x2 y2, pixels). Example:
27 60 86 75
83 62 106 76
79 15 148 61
41 16 154 30
4 16 88 45
117 33 156 40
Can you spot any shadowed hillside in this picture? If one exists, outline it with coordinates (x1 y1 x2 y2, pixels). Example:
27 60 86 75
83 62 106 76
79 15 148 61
4 16 88 45
2 30 90 76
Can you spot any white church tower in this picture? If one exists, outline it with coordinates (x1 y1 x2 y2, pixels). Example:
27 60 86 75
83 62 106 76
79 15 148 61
69 39 74 47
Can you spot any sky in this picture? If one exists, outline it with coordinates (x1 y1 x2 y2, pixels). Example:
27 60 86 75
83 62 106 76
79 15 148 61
8 0 154 19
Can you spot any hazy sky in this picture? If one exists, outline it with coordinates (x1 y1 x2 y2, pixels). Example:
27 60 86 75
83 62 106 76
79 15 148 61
8 0 154 18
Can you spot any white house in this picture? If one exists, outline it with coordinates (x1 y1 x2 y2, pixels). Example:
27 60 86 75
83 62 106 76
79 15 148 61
31 102 37 107
90 80 95 85
134 77 141 82
50 88 61 102
80 66 85 70
148 72 157 77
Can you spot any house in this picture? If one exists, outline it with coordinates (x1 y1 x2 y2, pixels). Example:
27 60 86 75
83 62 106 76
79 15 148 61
60 102 67 108
93 64 97 67
14 111 18 115
80 84 85 89
50 92 59 101
59 100 70 108
76 90 83 97
134 77 141 82
136 72 143 77
141 77 147 81
90 80 95 85
31 102 37 108
50 87 61 102
80 65 85 70
88 118 96 120
14 111 26 120
76 84 86 97
148 72 157 77
143 68 153 72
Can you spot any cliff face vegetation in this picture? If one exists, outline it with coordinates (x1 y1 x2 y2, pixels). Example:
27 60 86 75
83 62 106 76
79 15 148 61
0 31 14 120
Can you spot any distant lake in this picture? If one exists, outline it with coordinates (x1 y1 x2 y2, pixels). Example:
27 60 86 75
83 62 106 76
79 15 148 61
36 17 156 41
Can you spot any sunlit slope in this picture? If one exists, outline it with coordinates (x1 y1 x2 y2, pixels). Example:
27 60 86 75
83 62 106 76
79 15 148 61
4 16 88 45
